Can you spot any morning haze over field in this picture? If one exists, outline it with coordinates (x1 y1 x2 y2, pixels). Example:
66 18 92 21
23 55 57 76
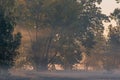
0 0 120 80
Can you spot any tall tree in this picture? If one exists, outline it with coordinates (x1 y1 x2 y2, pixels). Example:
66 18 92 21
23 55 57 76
0 0 21 70
29 0 81 70
109 8 120 47
16 0 108 70
72 0 109 71
40 0 108 70
105 8 120 71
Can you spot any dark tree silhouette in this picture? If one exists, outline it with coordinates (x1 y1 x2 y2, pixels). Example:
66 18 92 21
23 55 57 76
0 8 21 70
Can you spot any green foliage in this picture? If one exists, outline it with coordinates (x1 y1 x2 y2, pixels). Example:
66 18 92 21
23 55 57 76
0 0 16 11
77 0 108 49
22 0 82 70
16 0 109 70
111 8 120 26
0 4 21 69
109 8 120 45
42 0 80 27
16 0 45 28
105 7 120 71
54 31 82 69
108 26 120 45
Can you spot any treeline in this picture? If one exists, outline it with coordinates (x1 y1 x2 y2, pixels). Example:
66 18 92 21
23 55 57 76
0 0 120 71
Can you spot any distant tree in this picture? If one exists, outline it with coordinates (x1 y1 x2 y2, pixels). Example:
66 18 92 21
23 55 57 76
109 8 120 46
72 0 109 71
79 0 108 48
0 1 21 70
84 34 107 70
103 42 120 72
104 8 120 71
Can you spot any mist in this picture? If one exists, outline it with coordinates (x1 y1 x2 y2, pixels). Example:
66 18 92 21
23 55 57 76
0 0 120 80
0 69 120 80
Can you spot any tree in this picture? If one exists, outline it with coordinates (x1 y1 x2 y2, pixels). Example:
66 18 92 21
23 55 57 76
53 31 82 70
40 0 108 70
40 0 82 70
104 8 120 71
109 8 120 47
0 0 21 70
99 8 120 71
79 0 108 47
71 0 109 71
84 34 107 70
16 0 108 71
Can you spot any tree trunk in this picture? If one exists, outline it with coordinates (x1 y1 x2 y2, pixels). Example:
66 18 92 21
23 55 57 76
64 63 72 71
34 63 48 71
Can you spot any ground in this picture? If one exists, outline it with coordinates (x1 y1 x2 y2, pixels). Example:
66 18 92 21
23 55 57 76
0 69 119 80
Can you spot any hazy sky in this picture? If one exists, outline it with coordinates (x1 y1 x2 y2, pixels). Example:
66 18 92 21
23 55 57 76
100 0 120 15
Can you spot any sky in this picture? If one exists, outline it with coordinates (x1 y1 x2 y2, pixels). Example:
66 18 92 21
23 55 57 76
100 0 120 15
